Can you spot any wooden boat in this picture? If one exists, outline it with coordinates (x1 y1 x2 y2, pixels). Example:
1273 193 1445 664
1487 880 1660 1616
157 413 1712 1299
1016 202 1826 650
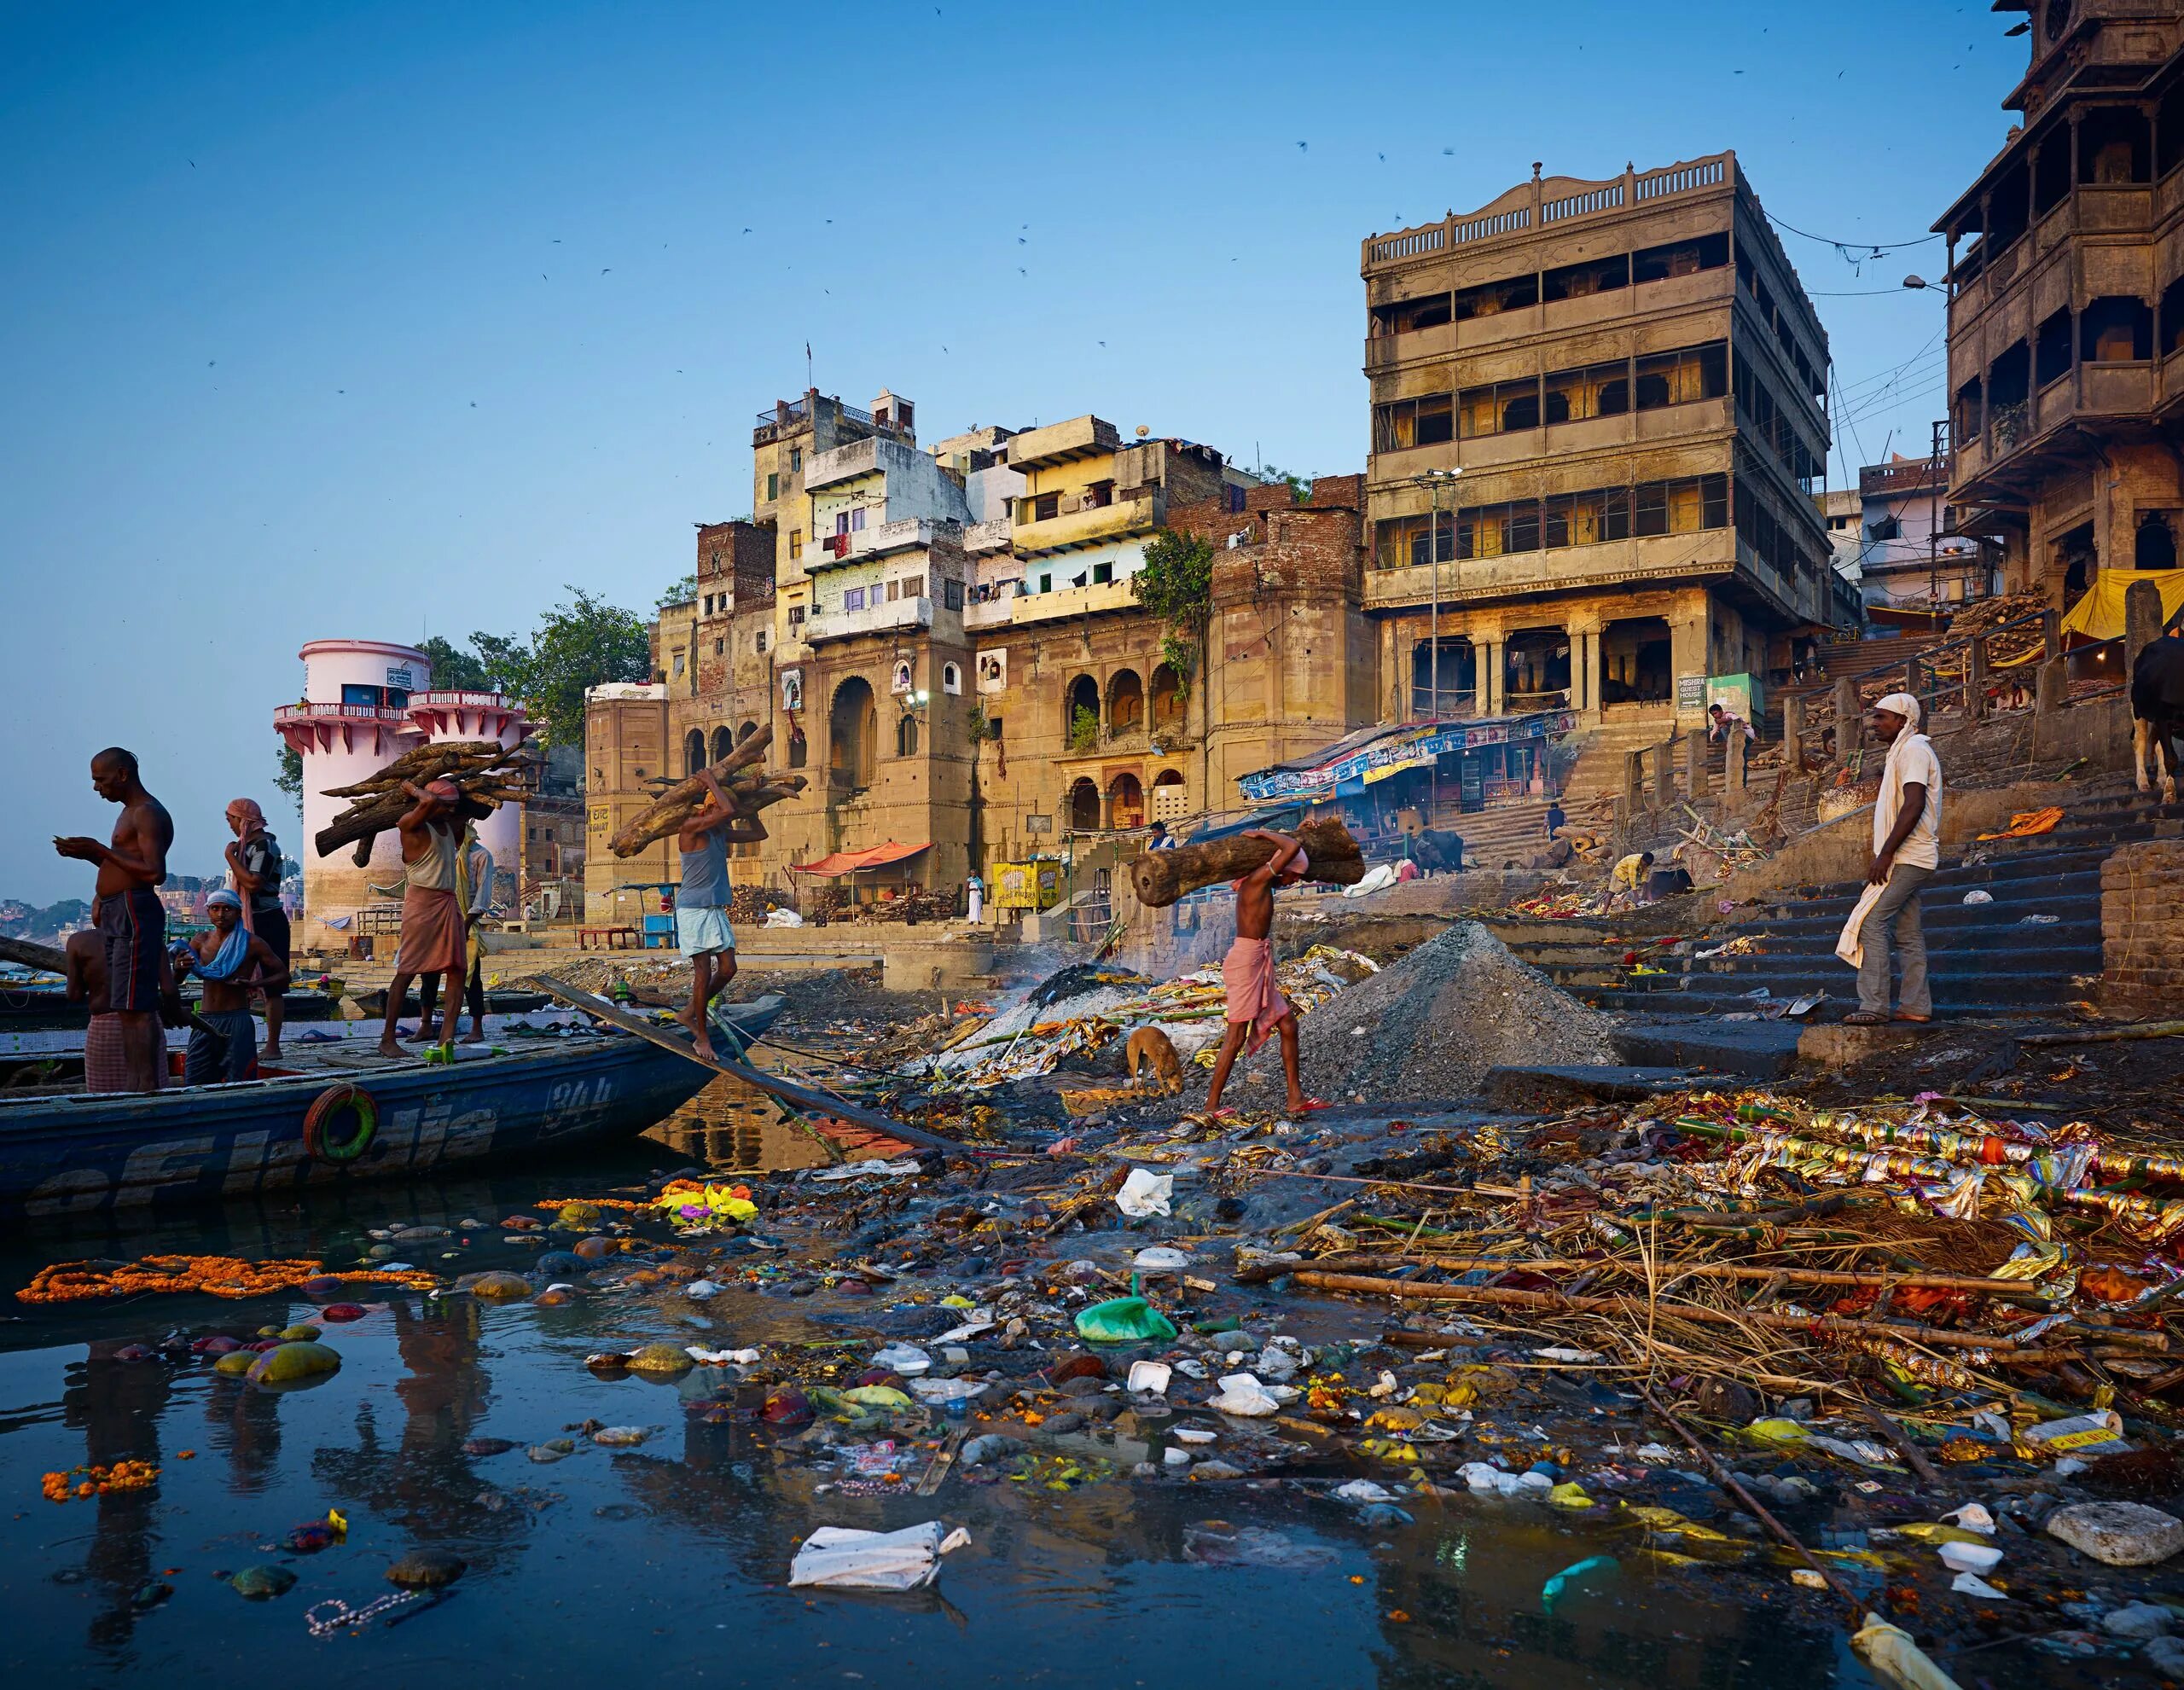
0 994 785 1221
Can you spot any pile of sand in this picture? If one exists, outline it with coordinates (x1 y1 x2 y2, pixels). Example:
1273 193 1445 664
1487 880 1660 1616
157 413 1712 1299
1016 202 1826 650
1294 920 1618 1106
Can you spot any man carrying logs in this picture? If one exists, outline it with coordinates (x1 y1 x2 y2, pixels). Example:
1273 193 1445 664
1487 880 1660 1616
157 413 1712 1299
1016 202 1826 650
52 748 174 1092
377 778 469 1057
1203 828 1320 1118
675 770 768 1059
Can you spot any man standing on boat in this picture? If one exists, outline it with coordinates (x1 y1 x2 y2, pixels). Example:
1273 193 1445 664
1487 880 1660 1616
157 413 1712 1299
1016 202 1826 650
224 797 290 1063
377 778 468 1057
676 768 765 1060
52 747 173 1092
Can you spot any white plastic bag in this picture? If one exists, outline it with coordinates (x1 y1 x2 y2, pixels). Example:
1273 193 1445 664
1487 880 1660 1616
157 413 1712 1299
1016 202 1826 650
1206 1372 1281 1416
1116 1169 1175 1218
788 1521 971 1590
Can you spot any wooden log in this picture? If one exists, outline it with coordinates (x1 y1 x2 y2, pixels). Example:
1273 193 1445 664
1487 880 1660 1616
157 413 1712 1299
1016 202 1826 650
0 936 67 974
315 749 530 859
608 726 778 858
1287 1270 2156 1354
319 741 508 798
1130 817 1364 908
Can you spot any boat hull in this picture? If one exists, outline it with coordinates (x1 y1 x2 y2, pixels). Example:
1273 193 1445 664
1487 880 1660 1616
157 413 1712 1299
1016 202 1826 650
0 1036 715 1221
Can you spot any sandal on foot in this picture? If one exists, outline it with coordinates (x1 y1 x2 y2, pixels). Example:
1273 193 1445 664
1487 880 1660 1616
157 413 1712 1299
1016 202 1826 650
1292 1098 1337 1114
1842 1011 1890 1026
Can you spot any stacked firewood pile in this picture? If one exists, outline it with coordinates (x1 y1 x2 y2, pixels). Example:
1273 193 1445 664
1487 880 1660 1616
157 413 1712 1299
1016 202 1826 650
729 886 792 923
851 888 954 924
608 724 805 858
313 740 532 866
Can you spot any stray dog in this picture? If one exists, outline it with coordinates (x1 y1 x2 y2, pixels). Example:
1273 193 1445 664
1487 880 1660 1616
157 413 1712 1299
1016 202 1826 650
2132 631 2184 804
1125 1025 1184 1093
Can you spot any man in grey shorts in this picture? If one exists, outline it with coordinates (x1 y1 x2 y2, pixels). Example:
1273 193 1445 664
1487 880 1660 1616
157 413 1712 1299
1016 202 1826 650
675 769 767 1060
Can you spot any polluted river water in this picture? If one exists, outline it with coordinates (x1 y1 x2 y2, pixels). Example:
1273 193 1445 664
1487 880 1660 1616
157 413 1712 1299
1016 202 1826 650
0 1118 1867 1690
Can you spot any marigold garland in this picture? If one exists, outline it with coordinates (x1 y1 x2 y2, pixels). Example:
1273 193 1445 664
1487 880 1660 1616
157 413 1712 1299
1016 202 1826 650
43 1460 158 1501
15 1255 438 1305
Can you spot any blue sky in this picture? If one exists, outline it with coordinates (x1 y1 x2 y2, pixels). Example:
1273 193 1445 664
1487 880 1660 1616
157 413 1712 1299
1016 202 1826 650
2 1 2012 901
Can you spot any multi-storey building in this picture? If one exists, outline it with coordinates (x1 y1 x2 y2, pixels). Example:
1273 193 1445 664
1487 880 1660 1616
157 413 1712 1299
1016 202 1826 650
1358 151 1839 747
1938 1 2184 601
1852 453 1996 628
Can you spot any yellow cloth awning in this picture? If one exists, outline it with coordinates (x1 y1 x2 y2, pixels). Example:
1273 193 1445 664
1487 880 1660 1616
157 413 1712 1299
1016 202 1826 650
2059 568 2184 644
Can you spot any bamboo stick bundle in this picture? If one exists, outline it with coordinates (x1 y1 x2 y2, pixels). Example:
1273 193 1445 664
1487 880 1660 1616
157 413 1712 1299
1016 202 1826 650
1130 817 1364 909
608 724 798 858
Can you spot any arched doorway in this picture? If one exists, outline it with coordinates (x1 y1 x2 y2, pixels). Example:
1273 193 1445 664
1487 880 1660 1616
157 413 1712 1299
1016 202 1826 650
737 719 759 744
1411 637 1475 718
1107 771 1146 828
1600 618 1671 705
1503 628 1571 707
1107 669 1144 735
684 729 706 775
1066 776 1101 831
829 677 877 791
2138 514 2176 572
1066 674 1100 750
1151 664 1186 730
787 725 809 769
710 726 733 764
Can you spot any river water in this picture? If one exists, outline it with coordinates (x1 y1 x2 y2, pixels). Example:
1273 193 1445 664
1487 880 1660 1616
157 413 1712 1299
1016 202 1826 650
0 1130 1863 1688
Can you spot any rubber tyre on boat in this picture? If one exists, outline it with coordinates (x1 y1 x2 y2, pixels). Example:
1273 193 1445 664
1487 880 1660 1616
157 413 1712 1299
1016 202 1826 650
303 1083 377 1164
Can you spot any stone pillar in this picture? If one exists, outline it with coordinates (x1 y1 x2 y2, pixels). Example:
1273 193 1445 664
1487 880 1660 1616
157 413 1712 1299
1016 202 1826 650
1683 728 1707 804
2036 655 2068 717
1725 722 1746 797
1650 740 1673 811
1966 638 1989 720
1833 676 1860 746
1479 638 1502 716
2125 578 2165 671
1782 694 1806 762
2042 608 2062 663
1623 749 1646 815
1581 630 1603 717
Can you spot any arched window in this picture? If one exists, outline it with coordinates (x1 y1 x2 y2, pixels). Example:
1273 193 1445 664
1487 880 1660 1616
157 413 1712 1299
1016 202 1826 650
1107 669 1144 735
892 659 915 696
941 661 962 695
710 727 733 764
897 714 920 758
2138 514 2177 572
1066 776 1101 831
737 720 758 743
1066 674 1100 750
829 677 877 789
787 725 809 769
683 729 706 775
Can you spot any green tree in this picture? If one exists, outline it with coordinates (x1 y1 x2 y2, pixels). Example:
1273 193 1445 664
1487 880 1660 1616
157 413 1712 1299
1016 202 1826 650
275 744 303 817
416 634 493 692
473 587 651 746
1068 703 1100 753
1130 527 1217 701
657 572 697 608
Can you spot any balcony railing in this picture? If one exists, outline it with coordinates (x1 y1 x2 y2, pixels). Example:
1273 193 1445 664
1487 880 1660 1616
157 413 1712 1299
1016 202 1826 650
274 702 410 723
804 596 934 644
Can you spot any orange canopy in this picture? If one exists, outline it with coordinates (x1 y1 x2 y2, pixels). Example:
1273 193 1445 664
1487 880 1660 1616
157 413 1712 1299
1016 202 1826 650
788 840 932 877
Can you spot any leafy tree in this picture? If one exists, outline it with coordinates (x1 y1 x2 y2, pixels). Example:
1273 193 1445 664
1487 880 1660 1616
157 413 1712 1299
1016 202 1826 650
275 744 303 817
1131 528 1217 700
473 587 651 746
657 572 698 608
1068 703 1101 753
417 634 493 692
1255 462 1310 504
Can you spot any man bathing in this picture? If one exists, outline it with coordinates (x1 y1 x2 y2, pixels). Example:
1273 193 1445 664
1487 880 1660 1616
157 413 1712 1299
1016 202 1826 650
379 779 468 1056
676 769 767 1060
53 748 172 1092
173 889 291 1083
1204 827 1314 1117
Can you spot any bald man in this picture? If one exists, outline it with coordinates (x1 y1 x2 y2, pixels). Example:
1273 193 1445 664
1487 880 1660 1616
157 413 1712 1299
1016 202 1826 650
53 748 173 1091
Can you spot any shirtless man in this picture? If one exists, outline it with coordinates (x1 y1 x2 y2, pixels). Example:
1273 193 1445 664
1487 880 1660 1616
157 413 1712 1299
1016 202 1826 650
674 770 767 1060
174 889 291 1083
54 747 173 1092
64 928 125 1093
1204 828 1312 1117
379 780 467 1057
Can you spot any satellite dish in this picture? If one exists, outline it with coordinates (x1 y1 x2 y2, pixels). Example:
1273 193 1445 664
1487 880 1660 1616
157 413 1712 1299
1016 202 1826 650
1134 425 1149 438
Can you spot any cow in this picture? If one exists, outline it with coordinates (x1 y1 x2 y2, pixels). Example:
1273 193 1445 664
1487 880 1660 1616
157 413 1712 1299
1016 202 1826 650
2133 630 2184 804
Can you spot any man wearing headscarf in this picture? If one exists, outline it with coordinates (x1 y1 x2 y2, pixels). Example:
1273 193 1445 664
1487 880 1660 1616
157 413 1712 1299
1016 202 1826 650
1840 694 1943 1025
174 888 291 1084
224 797 289 1061
378 778 467 1055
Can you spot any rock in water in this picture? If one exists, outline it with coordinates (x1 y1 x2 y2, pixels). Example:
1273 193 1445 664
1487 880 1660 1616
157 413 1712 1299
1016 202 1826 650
625 1343 693 1376
213 1349 258 1376
318 1303 367 1322
2047 1501 2184 1566
230 1565 297 1599
246 1341 342 1385
462 1437 518 1456
386 1549 467 1589
462 1270 532 1301
278 1324 322 1342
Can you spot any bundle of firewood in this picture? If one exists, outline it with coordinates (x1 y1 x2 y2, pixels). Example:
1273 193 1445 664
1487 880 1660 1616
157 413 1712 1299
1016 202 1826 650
608 723 806 857
1130 817 1365 908
314 740 534 866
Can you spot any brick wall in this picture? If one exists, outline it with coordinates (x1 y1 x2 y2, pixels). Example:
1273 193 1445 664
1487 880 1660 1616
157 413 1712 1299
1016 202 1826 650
2102 839 2184 1009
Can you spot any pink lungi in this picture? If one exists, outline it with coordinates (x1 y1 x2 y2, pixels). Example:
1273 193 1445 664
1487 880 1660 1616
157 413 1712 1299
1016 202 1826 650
395 885 466 976
1222 936 1292 1055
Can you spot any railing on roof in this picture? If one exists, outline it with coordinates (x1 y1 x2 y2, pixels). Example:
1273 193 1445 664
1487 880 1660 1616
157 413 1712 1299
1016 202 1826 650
1366 154 1732 269
1368 226 1445 263
1544 183 1622 222
1637 158 1726 200
1454 206 1529 244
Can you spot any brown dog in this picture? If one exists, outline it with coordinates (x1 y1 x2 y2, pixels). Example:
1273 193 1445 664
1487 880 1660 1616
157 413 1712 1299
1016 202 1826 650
1125 1025 1184 1093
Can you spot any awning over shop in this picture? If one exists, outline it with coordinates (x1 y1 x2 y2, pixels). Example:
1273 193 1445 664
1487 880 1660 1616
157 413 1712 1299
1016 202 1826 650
1236 710 1577 803
2059 569 2184 646
788 841 932 877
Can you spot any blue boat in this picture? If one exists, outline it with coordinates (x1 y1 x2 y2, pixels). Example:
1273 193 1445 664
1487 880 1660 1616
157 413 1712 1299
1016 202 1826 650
0 996 784 1221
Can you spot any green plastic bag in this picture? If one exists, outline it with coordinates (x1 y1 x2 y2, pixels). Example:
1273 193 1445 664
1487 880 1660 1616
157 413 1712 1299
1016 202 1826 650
1074 1275 1178 1344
